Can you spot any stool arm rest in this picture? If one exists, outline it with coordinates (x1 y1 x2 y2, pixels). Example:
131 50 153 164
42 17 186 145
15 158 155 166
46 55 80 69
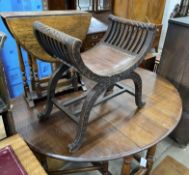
108 15 156 30
33 21 82 68
33 21 107 81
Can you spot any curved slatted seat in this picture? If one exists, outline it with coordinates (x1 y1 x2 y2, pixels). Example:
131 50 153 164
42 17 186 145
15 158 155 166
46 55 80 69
33 15 156 152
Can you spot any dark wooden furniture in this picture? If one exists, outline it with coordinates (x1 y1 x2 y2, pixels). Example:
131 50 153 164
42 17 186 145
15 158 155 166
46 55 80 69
83 17 108 51
45 0 114 11
76 0 114 24
0 11 91 107
44 0 114 13
11 68 182 175
33 15 156 152
44 0 114 24
158 17 189 146
47 0 76 10
0 11 107 107
0 31 16 137
76 0 114 12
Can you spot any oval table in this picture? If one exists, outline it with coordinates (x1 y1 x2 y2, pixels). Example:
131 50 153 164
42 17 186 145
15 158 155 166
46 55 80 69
11 68 182 175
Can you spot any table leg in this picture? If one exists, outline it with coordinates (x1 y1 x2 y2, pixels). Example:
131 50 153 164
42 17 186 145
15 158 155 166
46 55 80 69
93 161 111 175
31 56 40 95
101 161 108 175
27 54 36 92
121 156 132 175
16 42 28 97
146 145 157 175
16 42 34 107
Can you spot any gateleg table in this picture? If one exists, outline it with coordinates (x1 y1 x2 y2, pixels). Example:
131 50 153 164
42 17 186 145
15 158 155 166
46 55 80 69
11 68 182 175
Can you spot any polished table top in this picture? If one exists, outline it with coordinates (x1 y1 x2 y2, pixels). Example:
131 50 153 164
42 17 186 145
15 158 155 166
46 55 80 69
11 68 182 162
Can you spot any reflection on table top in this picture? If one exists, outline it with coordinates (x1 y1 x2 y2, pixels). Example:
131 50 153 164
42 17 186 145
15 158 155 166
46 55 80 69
12 68 182 162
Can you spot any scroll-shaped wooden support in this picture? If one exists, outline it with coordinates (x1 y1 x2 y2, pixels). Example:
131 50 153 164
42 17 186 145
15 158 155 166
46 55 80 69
33 15 156 152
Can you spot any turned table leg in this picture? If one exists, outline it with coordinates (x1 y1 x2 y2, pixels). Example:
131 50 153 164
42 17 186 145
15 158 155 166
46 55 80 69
101 162 110 175
121 156 132 175
16 42 34 107
16 43 28 97
146 145 157 175
121 145 156 175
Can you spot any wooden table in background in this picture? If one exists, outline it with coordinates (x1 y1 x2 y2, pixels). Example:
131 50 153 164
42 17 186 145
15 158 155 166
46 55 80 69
0 134 47 175
0 11 91 107
11 68 182 175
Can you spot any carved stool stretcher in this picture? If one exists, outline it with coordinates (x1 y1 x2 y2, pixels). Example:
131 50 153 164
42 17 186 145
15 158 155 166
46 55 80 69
33 15 156 152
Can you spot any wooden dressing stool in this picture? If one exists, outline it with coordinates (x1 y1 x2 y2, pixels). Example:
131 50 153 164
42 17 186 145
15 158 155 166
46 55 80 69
33 15 156 152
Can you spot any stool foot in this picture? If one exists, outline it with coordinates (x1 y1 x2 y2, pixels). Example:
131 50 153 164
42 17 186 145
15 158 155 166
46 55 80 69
69 83 108 152
130 72 145 108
